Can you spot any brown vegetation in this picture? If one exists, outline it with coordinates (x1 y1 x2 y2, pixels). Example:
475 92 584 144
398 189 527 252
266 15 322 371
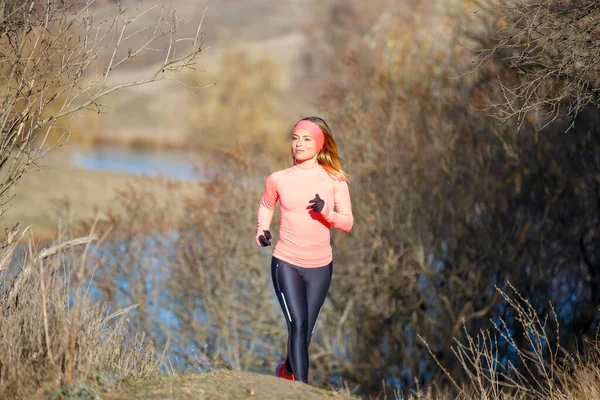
2 0 600 398
0 0 204 219
101 370 359 400
472 0 600 131
0 225 161 398
305 0 600 396
183 47 290 152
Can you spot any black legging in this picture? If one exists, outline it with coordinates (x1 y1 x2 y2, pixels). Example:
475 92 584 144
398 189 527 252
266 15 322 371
271 256 333 383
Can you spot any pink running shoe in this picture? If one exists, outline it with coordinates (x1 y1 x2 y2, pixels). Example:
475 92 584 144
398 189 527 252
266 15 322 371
275 362 295 381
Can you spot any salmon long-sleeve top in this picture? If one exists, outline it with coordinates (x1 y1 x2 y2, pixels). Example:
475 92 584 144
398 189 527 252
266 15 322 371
257 162 354 268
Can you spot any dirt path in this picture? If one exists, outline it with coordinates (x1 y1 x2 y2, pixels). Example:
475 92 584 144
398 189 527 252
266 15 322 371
101 371 357 400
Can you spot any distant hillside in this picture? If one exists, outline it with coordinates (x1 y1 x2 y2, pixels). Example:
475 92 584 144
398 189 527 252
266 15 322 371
78 0 318 147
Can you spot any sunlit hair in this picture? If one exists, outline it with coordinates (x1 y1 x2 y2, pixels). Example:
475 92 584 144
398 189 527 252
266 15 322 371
292 116 349 182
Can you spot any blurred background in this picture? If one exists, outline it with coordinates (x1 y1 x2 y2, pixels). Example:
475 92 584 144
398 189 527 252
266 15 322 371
1 0 599 398
4 0 321 234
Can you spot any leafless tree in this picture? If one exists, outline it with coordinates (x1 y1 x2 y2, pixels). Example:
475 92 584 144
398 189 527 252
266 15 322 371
0 0 205 218
300 0 600 395
43 0 600 397
0 0 206 395
473 0 600 131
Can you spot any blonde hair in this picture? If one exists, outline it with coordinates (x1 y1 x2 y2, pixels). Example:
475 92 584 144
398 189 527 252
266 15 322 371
292 116 349 182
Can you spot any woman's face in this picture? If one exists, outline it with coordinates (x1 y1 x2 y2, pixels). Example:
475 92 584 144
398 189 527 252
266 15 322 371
292 129 318 162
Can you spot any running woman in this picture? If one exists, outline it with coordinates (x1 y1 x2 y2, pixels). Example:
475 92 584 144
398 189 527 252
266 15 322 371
255 116 354 384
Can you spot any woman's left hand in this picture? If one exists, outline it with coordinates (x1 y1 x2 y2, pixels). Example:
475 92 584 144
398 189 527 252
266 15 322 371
309 193 325 213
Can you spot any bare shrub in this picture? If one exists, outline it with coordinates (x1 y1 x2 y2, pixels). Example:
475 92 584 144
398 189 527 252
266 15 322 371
184 47 289 152
0 0 204 218
80 178 191 337
167 152 284 371
302 0 600 396
0 1 207 394
0 224 161 398
422 284 600 400
472 0 600 131
86 150 288 373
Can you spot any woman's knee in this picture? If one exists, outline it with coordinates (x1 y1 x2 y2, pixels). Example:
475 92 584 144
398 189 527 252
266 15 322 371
289 318 309 337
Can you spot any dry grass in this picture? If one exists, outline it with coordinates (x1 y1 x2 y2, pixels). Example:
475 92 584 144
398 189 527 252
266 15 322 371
418 283 600 400
5 145 600 399
0 225 162 399
1 148 201 242
100 370 359 400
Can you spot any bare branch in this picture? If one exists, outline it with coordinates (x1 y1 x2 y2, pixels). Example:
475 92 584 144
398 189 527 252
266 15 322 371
0 0 206 219
473 0 600 129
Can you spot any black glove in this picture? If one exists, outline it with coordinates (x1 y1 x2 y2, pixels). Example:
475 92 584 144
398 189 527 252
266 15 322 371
309 193 324 213
258 230 272 247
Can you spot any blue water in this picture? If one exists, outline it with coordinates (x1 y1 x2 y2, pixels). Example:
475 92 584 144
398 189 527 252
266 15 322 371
70 145 203 181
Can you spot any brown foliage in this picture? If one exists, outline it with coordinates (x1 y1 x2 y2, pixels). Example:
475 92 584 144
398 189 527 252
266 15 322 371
184 47 289 151
0 225 160 398
302 0 600 395
0 0 204 219
473 0 600 130
47 0 600 397
86 151 289 373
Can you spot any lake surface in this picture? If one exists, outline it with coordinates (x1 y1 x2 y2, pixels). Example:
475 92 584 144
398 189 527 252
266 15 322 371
69 145 202 181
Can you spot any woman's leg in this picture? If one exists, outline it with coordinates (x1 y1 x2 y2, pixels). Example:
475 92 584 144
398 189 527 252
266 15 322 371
271 257 310 382
305 261 333 347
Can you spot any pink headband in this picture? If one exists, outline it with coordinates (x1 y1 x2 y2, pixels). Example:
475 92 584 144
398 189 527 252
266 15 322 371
292 120 325 152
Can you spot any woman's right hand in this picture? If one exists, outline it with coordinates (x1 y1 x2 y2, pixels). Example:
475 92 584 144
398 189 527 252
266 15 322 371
256 230 272 247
